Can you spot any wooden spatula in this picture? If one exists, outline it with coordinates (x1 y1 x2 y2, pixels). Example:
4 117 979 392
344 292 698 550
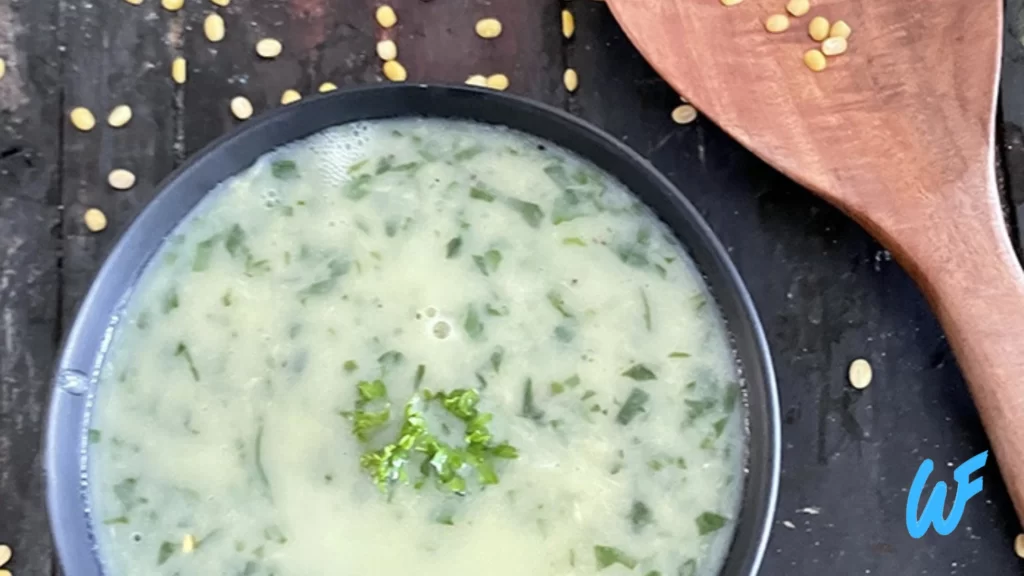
606 0 1024 520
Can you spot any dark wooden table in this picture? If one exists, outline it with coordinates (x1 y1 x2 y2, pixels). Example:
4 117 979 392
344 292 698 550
3 0 1024 574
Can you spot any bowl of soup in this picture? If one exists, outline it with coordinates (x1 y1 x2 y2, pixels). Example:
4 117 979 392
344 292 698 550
45 85 780 576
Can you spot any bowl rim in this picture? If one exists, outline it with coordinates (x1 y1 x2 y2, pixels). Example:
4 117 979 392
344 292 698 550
44 83 781 576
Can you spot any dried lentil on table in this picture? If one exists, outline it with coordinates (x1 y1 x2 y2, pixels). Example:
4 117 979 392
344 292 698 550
465 75 488 87
786 0 810 17
172 57 187 84
108 169 136 191
486 74 509 91
107 104 132 128
376 40 397 61
804 49 826 71
319 82 338 93
211 0 230 5
830 20 852 39
0 544 10 567
563 68 579 92
256 38 283 58
561 10 575 39
205 13 226 42
124 0 142 4
821 36 848 56
376 5 397 28
230 96 253 120
720 0 743 5
84 208 107 232
281 89 301 105
69 107 96 131
671 104 697 125
161 0 184 11
809 16 830 41
848 358 872 389
765 14 790 33
1015 534 1024 559
475 18 502 39
383 60 407 82
0 58 5 80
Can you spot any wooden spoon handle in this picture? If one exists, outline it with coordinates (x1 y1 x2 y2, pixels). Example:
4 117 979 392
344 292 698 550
894 185 1024 523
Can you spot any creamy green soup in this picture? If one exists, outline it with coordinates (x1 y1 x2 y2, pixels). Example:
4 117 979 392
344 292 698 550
86 119 745 576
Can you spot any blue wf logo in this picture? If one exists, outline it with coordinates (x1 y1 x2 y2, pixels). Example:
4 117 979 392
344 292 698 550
906 451 988 538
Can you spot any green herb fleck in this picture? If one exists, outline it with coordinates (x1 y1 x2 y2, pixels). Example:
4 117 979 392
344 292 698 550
414 364 426 389
562 237 587 246
621 364 656 381
678 559 698 576
669 351 690 359
695 512 727 536
103 516 129 525
162 288 179 314
157 541 176 566
221 289 233 307
225 224 247 258
723 382 740 412
616 388 651 425
469 186 496 202
712 417 729 438
640 289 652 331
504 198 544 228
347 159 369 174
300 258 350 296
377 350 404 374
554 324 576 343
271 159 299 180
490 346 505 373
88 429 102 444
174 342 200 381
546 289 574 318
520 379 544 422
629 500 654 532
446 237 463 259
473 250 503 276
685 398 716 421
464 305 485 340
454 144 484 161
344 360 359 372
192 236 217 272
594 545 637 570
254 423 272 496
343 173 373 200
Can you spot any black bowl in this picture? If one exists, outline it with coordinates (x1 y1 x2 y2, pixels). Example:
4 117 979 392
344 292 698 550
45 84 781 576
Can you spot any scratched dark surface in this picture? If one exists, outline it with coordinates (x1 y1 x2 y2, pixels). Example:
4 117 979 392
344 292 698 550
1 0 1024 575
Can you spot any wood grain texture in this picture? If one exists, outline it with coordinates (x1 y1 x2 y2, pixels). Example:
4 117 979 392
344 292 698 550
0 0 61 573
608 0 1024 524
59 0 178 319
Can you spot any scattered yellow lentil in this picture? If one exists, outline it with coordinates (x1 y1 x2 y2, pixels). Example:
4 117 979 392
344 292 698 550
107 104 132 128
821 36 848 56
786 0 810 17
256 38 283 59
563 68 578 92
182 534 197 554
211 0 230 5
376 39 397 61
485 73 509 91
204 13 226 42
1015 534 1024 559
720 0 743 5
84 208 107 232
670 104 697 125
465 75 488 87
280 89 301 104
830 20 852 39
171 57 187 84
0 544 11 567
124 0 143 5
764 14 790 33
0 570 11 576
0 59 6 81
383 60 407 82
107 169 136 191
375 5 397 28
848 358 872 390
318 82 338 93
69 107 96 132
809 16 830 41
161 0 184 11
804 49 827 72
475 18 503 39
230 96 253 120
561 9 575 39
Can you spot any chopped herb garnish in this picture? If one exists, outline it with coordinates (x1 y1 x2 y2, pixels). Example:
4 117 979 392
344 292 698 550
562 237 587 246
174 342 200 381
640 289 652 331
88 429 102 444
344 360 359 372
554 324 576 342
695 511 727 535
445 237 463 259
669 351 690 359
343 173 373 200
629 500 654 532
347 159 369 174
157 541 176 566
464 305 485 340
224 224 247 258
221 289 233 307
504 198 544 228
414 364 426 389
616 388 651 425
102 516 129 525
594 545 637 570
192 236 217 272
546 289 574 318
377 350 404 374
113 478 141 512
299 258 350 296
685 398 716 421
162 288 179 314
723 382 740 412
520 378 544 422
472 250 503 276
621 364 656 381
485 303 509 316
712 417 729 438
271 159 299 180
453 144 484 161
678 559 698 576
469 185 495 202
490 346 505 373
254 423 272 496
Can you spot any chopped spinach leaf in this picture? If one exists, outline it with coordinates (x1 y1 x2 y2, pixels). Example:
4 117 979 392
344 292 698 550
723 382 740 412
377 350 404 374
472 249 503 276
629 500 654 532
695 511 727 536
254 423 272 497
103 515 129 525
157 541 176 566
162 288 179 314
669 351 690 359
678 559 698 576
347 159 369 174
343 173 373 200
343 360 358 372
469 185 496 202
621 364 656 381
616 388 651 425
454 144 484 161
299 258 350 296
562 237 587 246
446 237 463 259
221 289 233 307
712 417 729 438
271 159 299 180
174 342 200 381
192 235 218 272
504 198 544 228
224 224 247 258
490 346 505 373
520 378 544 422
486 303 509 316
685 398 716 421
414 364 426 389
464 305 485 340
546 289 574 318
594 545 638 570
554 324 576 342
88 429 102 444
640 288 652 331
113 478 141 512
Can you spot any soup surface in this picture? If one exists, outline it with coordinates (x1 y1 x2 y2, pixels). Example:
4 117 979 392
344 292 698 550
87 118 745 576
